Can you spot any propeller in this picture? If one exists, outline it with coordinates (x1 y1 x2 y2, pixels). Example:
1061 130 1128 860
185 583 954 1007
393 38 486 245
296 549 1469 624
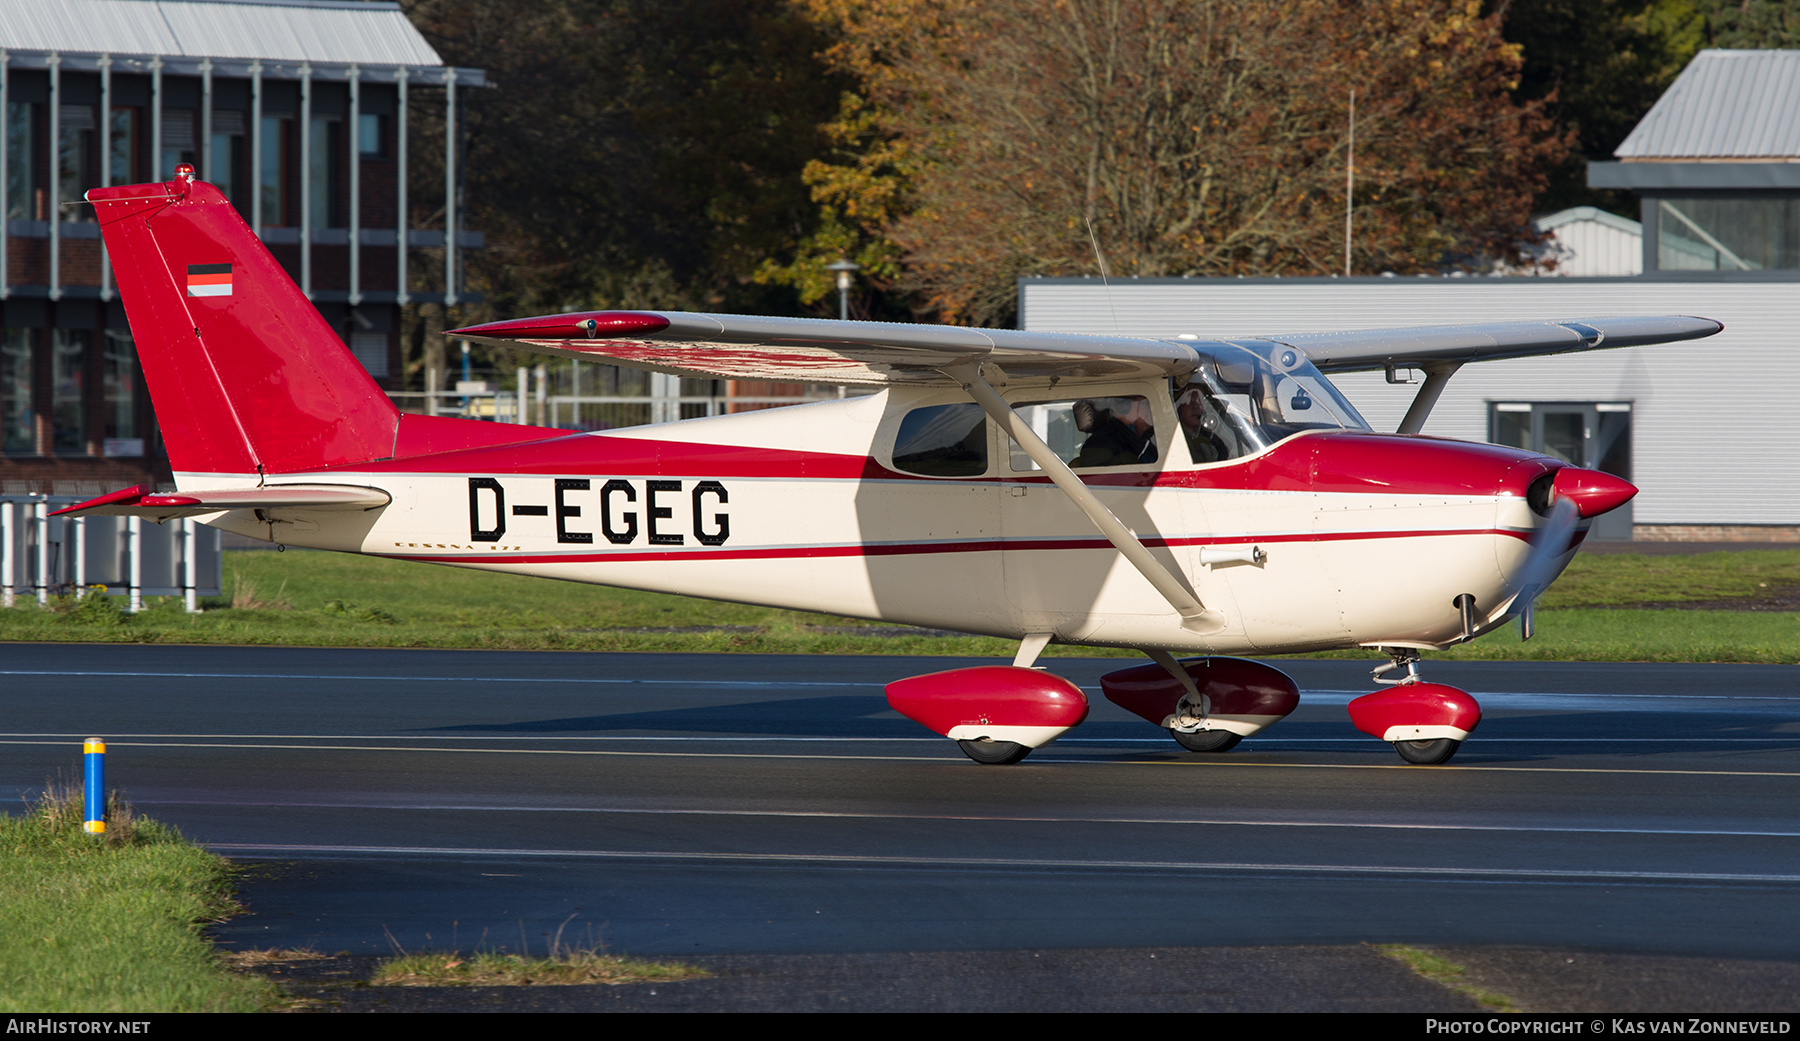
1513 466 1636 639
1515 495 1579 640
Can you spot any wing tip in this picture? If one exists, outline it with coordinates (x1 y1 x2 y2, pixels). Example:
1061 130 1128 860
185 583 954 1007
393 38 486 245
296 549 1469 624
450 311 670 341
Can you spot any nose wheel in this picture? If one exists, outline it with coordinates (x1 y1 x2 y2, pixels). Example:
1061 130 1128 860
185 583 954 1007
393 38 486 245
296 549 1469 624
1394 738 1461 765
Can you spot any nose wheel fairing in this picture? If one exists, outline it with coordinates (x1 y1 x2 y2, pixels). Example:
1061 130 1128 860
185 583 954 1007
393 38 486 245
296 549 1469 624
1349 650 1483 764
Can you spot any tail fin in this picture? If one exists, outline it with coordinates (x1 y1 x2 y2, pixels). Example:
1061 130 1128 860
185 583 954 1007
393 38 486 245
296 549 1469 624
90 171 399 476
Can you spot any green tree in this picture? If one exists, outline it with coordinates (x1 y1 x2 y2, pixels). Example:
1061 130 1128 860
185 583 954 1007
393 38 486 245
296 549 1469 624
1494 0 1703 216
404 0 848 322
1693 0 1800 47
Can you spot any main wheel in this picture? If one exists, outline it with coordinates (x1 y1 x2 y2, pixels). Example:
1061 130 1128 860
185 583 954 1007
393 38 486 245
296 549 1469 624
1170 728 1242 753
957 739 1032 765
1394 738 1460 765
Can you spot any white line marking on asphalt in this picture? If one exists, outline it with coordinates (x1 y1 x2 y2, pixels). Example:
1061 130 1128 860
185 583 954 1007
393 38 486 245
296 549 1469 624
139 798 1800 839
201 842 1800 884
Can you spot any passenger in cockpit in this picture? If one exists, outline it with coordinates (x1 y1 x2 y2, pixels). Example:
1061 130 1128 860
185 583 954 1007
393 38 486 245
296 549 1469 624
1073 397 1157 467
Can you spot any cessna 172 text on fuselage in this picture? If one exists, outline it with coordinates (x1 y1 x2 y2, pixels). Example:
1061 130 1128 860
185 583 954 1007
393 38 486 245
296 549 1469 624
59 168 1719 766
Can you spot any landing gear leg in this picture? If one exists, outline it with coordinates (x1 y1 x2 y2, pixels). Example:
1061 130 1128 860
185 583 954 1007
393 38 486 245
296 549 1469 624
1147 648 1243 754
1371 648 1422 687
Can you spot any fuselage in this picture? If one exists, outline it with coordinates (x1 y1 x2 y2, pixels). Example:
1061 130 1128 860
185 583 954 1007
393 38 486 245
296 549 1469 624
186 379 1573 656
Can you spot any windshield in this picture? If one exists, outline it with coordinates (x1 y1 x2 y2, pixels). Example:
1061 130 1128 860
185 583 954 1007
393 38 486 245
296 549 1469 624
1175 341 1369 462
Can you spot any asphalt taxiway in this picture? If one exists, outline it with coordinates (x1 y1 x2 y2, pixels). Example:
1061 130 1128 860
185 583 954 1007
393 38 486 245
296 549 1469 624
4 644 1798 1009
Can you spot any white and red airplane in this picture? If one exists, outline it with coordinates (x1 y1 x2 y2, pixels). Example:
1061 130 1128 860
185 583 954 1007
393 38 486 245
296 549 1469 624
60 168 1720 766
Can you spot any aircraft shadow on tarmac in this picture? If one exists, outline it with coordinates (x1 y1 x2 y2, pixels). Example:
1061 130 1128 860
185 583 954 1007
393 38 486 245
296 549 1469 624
419 694 941 740
417 693 1200 746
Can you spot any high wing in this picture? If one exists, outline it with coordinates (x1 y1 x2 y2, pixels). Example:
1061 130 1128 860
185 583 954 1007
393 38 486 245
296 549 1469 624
51 484 392 523
449 311 1198 385
449 311 1722 386
1256 315 1722 373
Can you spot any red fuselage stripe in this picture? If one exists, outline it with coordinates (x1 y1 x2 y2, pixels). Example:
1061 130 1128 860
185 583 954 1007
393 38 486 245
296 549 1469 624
389 526 1531 566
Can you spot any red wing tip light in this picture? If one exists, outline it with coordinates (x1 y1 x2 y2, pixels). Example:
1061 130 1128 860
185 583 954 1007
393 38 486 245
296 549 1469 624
449 311 670 341
1552 467 1638 518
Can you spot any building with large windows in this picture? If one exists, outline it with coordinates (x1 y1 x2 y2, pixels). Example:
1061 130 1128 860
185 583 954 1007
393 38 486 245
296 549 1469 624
1589 49 1800 275
0 0 481 494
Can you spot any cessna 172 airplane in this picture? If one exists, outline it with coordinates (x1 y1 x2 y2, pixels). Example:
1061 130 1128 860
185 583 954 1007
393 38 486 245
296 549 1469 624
59 168 1721 767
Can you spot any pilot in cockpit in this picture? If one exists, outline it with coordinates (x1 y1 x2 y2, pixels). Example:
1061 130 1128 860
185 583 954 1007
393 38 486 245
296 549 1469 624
1174 384 1242 464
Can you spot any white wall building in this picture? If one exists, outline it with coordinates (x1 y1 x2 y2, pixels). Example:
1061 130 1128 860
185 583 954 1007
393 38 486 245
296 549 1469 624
1524 207 1644 277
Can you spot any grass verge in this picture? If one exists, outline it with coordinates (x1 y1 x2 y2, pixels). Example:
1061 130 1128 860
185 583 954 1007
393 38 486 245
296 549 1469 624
0 548 1793 662
0 782 275 1013
1373 944 1518 1011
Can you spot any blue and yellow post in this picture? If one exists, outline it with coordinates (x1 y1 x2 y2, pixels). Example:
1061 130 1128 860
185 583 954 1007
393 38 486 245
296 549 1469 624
83 738 105 836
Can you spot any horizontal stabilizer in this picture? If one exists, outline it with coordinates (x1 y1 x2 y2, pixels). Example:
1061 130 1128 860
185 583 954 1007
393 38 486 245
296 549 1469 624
52 484 392 522
449 311 1722 387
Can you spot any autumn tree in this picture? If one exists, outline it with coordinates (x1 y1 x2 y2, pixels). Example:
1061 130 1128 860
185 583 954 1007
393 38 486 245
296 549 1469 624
783 0 1569 326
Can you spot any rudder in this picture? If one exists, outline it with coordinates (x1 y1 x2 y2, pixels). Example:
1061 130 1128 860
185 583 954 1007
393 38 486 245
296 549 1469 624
89 170 399 477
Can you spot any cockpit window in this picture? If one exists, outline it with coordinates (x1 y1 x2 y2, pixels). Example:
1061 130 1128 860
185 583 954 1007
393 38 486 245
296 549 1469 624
892 402 989 476
1008 396 1158 471
1174 341 1369 462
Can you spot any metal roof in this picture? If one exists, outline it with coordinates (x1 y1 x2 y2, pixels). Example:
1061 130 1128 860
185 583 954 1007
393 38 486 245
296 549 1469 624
1534 206 1643 236
0 0 445 68
1616 49 1800 160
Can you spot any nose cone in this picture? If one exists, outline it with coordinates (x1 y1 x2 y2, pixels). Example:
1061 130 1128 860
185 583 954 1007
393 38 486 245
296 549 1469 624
1552 467 1637 518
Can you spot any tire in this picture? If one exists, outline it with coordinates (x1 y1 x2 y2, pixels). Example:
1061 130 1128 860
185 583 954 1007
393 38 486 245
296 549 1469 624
1170 728 1242 753
957 739 1032 765
1394 738 1460 765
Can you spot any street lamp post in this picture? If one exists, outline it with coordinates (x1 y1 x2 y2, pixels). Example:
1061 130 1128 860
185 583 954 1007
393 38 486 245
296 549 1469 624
826 258 860 321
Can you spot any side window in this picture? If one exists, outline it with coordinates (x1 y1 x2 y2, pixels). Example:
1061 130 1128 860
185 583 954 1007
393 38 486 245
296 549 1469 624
1009 396 1158 471
1172 383 1250 464
893 403 989 476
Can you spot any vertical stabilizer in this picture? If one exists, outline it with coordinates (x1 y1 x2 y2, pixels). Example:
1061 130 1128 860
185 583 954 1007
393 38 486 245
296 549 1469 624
89 172 400 476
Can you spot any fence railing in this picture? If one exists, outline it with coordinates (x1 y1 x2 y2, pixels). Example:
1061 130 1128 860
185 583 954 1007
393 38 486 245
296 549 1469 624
0 496 223 612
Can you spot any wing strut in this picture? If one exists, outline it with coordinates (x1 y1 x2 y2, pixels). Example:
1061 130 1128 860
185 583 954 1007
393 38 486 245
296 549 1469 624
1395 362 1463 435
945 363 1225 636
